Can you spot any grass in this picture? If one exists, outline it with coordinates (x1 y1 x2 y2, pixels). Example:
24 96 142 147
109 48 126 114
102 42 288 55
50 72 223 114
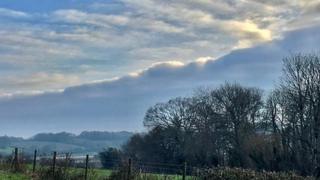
64 167 113 179
27 163 186 179
0 170 29 180
92 168 113 177
2 165 311 180
0 163 114 180
0 170 187 180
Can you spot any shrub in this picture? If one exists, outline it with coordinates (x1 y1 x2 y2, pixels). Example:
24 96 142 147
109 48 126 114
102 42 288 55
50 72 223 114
199 167 315 180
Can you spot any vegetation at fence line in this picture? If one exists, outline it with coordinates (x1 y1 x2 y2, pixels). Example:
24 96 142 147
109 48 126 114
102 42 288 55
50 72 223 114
0 170 29 180
198 167 314 180
98 53 320 178
0 153 315 179
0 158 112 180
106 164 312 180
35 166 102 180
107 163 191 180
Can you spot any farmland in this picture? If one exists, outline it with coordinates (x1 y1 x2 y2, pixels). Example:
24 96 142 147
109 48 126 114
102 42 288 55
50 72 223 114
0 150 314 180
0 165 314 180
0 171 29 180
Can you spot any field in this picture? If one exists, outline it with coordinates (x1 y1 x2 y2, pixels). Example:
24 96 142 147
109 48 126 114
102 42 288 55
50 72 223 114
0 165 315 180
0 169 314 180
0 170 29 180
0 163 189 180
0 150 314 180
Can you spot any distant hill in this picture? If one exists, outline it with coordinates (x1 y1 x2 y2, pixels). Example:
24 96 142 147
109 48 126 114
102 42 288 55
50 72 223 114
0 131 133 156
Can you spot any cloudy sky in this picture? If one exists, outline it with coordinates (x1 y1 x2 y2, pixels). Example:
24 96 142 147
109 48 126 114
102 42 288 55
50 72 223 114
1 0 320 137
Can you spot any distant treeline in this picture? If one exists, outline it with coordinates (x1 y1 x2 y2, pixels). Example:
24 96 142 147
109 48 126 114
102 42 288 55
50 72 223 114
0 131 133 155
102 54 320 177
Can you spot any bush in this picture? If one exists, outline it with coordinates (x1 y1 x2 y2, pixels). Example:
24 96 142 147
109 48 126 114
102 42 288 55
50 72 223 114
34 166 100 180
0 155 27 173
199 167 315 180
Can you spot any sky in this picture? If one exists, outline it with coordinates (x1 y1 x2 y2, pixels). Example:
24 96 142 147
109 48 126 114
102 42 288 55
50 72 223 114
0 0 320 137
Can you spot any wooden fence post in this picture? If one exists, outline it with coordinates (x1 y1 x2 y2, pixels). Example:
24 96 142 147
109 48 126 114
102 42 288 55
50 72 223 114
182 161 187 180
65 152 71 169
85 154 89 180
32 149 37 173
12 147 19 172
52 151 57 177
127 158 132 180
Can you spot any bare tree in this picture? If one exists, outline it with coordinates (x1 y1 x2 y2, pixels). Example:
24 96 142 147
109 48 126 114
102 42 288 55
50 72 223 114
211 83 263 167
267 54 320 175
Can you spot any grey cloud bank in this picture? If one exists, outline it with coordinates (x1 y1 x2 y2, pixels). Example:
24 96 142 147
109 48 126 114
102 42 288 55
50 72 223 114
1 25 320 137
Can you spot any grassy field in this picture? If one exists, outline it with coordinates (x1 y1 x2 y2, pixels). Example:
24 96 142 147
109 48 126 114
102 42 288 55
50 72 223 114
2 162 311 180
0 168 113 180
0 170 186 180
0 164 187 180
0 170 30 180
0 167 313 180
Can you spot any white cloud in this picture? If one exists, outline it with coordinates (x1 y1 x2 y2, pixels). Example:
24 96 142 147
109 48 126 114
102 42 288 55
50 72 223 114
53 9 129 27
0 29 85 65
195 56 214 65
0 72 80 93
0 8 30 18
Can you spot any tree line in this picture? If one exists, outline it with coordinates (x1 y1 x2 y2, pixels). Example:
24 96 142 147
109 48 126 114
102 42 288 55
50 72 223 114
101 54 320 176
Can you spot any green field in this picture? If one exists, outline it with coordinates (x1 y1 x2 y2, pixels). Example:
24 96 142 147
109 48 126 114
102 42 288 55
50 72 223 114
0 168 113 180
0 167 313 180
0 171 29 180
0 165 187 180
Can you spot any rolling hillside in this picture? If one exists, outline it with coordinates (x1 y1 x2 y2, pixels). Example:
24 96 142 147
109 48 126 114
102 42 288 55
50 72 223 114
0 131 133 155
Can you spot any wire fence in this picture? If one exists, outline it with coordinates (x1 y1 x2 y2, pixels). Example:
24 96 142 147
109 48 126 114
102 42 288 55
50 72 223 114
0 147 310 180
0 147 199 180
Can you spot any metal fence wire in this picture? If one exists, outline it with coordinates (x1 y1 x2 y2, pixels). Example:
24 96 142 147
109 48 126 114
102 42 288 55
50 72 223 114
0 148 308 180
0 148 196 179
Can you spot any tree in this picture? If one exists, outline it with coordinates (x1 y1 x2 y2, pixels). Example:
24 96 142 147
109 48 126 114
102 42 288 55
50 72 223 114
273 54 320 175
211 83 263 167
123 54 320 176
99 147 123 168
125 83 263 168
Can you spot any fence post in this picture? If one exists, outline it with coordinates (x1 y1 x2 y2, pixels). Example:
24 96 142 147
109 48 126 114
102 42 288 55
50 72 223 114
32 149 37 173
65 153 68 168
127 158 132 180
182 161 187 180
65 152 71 169
52 151 57 177
85 154 89 180
12 147 19 172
